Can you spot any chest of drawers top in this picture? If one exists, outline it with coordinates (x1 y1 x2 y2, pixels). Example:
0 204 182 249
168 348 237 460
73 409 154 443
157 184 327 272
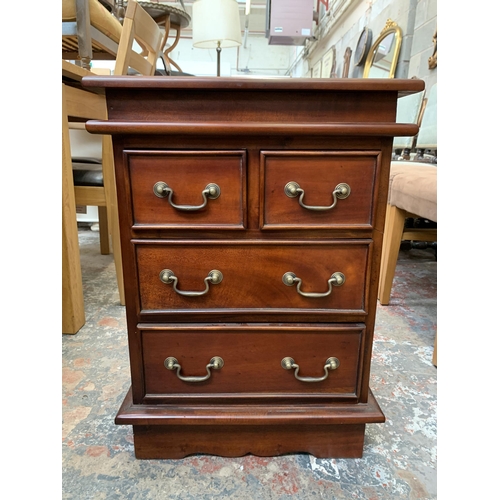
83 76 423 132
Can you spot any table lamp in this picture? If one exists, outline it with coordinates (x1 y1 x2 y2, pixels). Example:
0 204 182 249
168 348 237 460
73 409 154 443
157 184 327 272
192 0 242 76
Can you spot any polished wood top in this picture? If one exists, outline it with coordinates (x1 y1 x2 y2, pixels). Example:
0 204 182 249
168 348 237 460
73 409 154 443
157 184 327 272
81 76 424 98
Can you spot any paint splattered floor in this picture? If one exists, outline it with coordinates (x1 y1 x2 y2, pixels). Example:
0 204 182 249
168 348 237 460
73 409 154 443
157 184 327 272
62 227 437 499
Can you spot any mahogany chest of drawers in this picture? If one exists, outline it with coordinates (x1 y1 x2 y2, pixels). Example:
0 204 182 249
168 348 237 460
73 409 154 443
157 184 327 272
84 76 424 459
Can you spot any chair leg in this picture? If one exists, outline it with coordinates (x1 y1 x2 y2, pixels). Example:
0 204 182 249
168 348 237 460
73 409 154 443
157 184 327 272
432 331 437 367
378 204 395 304
62 84 85 334
101 134 126 306
378 204 406 305
98 206 110 255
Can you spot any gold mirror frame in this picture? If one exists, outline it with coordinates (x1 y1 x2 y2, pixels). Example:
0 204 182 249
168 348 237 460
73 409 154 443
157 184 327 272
363 19 402 78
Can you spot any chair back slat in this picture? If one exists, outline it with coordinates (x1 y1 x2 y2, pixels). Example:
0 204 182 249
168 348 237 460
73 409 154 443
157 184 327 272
114 0 163 76
393 90 425 150
416 84 437 150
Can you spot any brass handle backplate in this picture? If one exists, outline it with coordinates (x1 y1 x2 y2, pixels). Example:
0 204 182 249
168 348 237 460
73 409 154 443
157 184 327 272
153 181 220 211
159 269 223 297
164 356 224 382
284 181 350 211
281 356 340 382
282 271 345 298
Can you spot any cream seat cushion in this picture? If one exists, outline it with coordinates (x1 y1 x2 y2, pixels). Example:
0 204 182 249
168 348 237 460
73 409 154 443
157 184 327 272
388 162 437 223
62 0 123 43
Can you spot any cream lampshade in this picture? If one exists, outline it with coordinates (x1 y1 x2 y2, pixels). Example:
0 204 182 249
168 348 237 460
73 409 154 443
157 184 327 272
192 0 242 76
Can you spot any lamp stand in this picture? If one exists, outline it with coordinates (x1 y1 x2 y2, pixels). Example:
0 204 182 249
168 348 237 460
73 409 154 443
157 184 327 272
216 40 221 77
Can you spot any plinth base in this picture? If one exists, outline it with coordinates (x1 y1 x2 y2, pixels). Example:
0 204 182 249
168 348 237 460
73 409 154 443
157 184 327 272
116 388 385 459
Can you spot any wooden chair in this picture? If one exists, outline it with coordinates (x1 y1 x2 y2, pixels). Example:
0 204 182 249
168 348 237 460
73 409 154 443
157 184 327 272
377 84 437 365
71 120 118 259
131 1 191 75
72 0 163 260
64 0 163 333
63 64 114 333
392 89 425 160
378 84 437 305
71 0 162 264
114 0 164 76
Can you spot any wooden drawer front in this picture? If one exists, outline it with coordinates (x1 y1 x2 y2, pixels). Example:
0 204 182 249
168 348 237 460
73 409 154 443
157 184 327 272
136 240 369 314
126 150 246 229
261 151 380 230
141 324 363 399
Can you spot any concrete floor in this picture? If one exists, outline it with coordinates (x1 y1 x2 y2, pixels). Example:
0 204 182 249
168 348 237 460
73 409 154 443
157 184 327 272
62 227 437 499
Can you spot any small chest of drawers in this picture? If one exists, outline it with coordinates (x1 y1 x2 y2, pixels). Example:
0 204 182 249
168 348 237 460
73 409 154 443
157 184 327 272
84 76 424 459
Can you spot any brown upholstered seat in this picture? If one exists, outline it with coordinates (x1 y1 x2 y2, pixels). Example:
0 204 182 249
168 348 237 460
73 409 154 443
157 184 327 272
388 163 437 223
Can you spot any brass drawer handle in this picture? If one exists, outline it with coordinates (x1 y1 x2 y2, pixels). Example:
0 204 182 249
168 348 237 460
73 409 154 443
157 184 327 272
282 271 345 298
159 269 223 297
153 181 220 211
281 357 340 382
284 181 350 211
164 356 224 382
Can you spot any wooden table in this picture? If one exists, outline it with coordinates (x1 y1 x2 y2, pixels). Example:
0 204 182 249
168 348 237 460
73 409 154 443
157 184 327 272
62 60 123 334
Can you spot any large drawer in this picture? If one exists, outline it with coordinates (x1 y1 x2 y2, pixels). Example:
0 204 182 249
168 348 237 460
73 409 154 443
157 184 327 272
140 324 364 401
125 150 246 229
260 151 381 230
135 240 371 315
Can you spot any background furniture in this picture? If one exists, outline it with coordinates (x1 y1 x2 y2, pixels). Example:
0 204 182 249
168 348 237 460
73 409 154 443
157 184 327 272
377 163 437 367
413 83 437 163
378 83 437 306
392 89 425 160
137 1 191 74
62 61 115 333
377 84 437 366
62 0 122 69
73 0 162 258
378 163 437 306
192 0 242 77
113 0 163 75
63 0 163 333
84 76 424 458
71 0 162 265
363 19 402 78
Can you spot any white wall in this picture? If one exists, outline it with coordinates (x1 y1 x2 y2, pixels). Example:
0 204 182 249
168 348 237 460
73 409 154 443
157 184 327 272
92 0 436 85
302 0 437 87
166 35 293 77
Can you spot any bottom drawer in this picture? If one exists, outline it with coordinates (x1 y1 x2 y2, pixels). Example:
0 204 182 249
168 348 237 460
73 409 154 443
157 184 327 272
140 324 364 402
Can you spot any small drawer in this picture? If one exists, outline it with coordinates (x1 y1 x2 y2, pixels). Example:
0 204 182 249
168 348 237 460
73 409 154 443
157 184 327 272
260 151 380 230
125 150 246 229
135 240 370 316
141 324 364 401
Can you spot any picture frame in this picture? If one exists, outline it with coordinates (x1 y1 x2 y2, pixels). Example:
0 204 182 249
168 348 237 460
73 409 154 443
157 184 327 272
321 48 336 78
342 47 352 77
312 59 322 78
